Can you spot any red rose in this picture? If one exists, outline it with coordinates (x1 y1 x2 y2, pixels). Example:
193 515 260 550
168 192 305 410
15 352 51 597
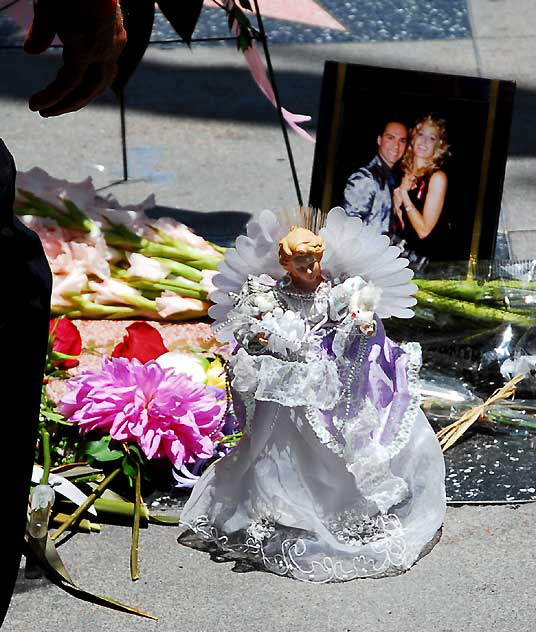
49 318 82 369
111 322 168 363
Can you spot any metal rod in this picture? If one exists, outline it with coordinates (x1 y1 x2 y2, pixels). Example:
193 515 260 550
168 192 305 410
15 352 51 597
0 0 22 12
119 90 128 181
251 0 303 207
0 36 245 51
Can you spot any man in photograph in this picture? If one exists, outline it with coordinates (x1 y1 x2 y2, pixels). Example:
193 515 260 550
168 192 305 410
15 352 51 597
343 121 408 234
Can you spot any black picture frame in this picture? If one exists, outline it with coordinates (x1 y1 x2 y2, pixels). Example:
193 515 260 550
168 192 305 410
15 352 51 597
309 61 515 265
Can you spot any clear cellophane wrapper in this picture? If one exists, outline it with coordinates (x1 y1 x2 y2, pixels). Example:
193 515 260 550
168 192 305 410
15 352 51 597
384 260 536 435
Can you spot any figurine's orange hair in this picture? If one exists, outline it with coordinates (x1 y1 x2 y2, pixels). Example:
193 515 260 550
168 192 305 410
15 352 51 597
278 227 325 270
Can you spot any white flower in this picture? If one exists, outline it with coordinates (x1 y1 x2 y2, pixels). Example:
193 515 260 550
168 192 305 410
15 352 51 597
154 351 207 383
500 355 536 380
155 293 207 319
127 252 168 281
16 167 96 212
149 217 220 256
200 270 217 295
88 278 142 305
252 292 277 314
260 308 307 355
51 265 88 307
349 283 382 324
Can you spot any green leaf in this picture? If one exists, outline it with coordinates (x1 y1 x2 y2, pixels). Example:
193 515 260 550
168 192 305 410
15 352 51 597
25 535 157 620
40 409 66 424
238 0 252 10
148 513 180 526
237 29 252 51
84 437 123 462
122 458 138 481
112 0 155 94
127 443 144 462
156 0 204 45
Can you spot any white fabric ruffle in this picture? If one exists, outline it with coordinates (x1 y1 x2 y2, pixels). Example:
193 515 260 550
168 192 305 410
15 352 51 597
230 348 341 410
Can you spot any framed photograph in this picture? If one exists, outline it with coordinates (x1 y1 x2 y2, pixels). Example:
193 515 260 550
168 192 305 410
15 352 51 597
309 62 516 267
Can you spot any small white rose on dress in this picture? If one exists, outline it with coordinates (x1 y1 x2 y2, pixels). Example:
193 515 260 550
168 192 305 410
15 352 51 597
259 309 307 355
252 292 277 314
349 284 382 324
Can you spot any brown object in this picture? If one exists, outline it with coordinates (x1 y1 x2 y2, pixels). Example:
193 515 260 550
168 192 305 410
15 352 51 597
436 374 524 451
24 0 127 117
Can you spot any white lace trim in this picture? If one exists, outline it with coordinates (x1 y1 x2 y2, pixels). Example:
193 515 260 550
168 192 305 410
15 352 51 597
386 342 422 459
343 399 409 513
304 406 344 456
230 348 341 410
327 510 404 548
303 343 422 462
181 512 409 583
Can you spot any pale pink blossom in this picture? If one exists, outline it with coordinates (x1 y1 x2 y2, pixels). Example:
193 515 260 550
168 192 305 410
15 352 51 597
200 270 218 295
155 293 208 319
149 218 220 257
16 168 96 212
52 239 111 279
88 278 143 305
51 266 88 307
126 252 168 281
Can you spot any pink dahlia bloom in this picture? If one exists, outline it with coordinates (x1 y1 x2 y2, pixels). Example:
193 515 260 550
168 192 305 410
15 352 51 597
58 357 226 469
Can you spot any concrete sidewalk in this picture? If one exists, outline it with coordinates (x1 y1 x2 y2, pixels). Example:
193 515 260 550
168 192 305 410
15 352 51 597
4 503 536 632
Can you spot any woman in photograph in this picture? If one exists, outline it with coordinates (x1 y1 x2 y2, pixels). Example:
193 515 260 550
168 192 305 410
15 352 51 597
393 114 450 259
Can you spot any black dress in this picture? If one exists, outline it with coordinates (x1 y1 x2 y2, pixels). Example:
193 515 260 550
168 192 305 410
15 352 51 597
404 173 450 262
0 140 52 624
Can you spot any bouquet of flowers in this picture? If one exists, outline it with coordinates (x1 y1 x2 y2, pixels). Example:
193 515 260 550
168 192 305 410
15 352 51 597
30 317 237 608
15 168 224 321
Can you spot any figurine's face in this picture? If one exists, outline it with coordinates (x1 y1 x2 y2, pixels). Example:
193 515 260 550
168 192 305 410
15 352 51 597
287 253 322 289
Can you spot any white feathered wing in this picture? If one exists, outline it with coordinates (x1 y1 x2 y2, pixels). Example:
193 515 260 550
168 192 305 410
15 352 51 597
209 207 417 341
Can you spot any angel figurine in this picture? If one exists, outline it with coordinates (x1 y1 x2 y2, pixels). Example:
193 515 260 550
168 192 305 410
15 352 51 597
178 207 446 582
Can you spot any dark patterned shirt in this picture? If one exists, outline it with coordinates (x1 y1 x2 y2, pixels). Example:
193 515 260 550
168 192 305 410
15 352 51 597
343 154 394 234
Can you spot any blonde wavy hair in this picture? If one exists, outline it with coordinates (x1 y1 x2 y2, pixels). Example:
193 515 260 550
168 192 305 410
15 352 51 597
278 226 325 270
401 114 450 179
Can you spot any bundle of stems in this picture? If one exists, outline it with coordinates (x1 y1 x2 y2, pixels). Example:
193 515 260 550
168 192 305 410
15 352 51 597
16 192 223 321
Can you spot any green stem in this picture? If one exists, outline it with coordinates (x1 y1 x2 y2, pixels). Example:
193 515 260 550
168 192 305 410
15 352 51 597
130 465 142 581
39 424 51 485
129 279 206 300
152 258 203 282
486 410 536 431
148 514 180 526
50 467 121 541
416 289 533 328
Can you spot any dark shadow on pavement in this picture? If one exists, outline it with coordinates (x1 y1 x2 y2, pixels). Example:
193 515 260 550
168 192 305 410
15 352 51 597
1 48 535 158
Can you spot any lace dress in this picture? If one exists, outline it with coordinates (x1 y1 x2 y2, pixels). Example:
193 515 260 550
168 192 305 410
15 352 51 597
178 274 446 582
